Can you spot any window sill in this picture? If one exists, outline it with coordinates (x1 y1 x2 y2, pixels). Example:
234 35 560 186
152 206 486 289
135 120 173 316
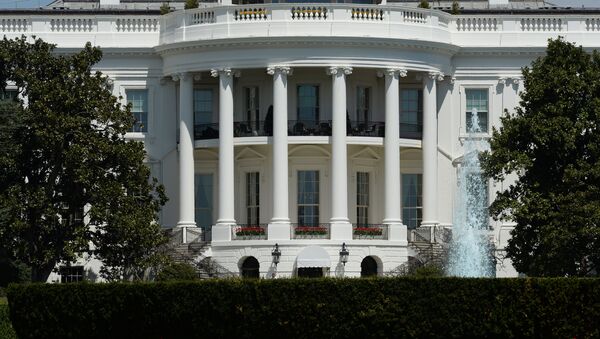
125 132 147 141
459 133 491 143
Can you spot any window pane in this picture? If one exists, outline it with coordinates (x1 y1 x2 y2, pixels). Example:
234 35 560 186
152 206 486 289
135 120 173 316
298 170 319 225
297 85 319 122
194 89 213 126
195 174 213 229
400 89 423 136
356 172 369 225
127 89 148 132
246 172 260 225
402 174 423 229
466 89 489 133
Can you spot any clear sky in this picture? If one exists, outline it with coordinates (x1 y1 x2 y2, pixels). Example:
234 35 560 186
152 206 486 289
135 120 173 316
0 0 599 9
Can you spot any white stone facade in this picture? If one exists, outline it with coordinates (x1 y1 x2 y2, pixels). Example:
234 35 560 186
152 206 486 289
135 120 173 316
3 2 599 279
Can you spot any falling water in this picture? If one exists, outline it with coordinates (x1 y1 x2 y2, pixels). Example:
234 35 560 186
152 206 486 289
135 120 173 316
447 108 494 277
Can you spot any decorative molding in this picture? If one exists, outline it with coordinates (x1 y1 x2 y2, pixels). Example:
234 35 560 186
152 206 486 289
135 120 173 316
193 73 202 81
326 66 353 76
266 65 292 76
170 72 189 82
377 67 407 78
210 68 234 78
498 77 507 85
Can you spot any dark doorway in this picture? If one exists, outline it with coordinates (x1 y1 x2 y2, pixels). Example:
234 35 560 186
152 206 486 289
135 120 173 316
361 256 378 277
297 267 323 278
241 257 260 278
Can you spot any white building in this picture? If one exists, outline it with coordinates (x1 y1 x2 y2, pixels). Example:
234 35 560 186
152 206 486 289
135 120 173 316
2 0 599 281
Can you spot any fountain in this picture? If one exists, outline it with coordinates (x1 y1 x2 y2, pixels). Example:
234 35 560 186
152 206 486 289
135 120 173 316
447 108 495 277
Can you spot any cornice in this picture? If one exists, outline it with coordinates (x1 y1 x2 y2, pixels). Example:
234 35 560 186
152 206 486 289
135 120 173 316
155 36 461 58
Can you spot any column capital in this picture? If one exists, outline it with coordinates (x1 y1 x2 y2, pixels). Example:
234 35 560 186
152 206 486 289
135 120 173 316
171 72 190 82
427 71 445 82
267 65 292 76
326 66 353 76
377 67 408 78
210 68 240 78
510 77 521 85
498 77 507 85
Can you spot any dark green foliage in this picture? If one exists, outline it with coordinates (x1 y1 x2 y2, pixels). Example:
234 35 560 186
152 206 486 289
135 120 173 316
184 0 198 9
451 1 460 14
0 304 16 339
7 278 600 339
0 258 30 287
481 38 600 276
156 262 197 281
160 2 171 15
411 264 444 277
417 0 430 9
0 37 167 282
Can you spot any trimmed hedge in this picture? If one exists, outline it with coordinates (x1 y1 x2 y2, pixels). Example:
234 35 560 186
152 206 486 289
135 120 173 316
0 304 16 339
7 278 600 339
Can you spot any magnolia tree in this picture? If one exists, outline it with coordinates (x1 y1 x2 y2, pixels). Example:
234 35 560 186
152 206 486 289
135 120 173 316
0 37 168 282
481 38 600 277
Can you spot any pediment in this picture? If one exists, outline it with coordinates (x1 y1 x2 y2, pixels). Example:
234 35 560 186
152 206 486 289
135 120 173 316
235 147 266 161
289 145 331 158
351 147 380 161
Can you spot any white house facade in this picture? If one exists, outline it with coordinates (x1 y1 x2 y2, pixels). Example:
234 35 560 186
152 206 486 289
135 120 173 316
2 0 599 281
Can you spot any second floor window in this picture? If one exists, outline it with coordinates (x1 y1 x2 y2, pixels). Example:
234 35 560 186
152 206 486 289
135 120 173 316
194 89 213 125
244 87 260 129
356 86 371 123
356 172 369 226
400 89 423 139
127 89 148 133
297 85 319 124
246 172 260 225
466 89 489 133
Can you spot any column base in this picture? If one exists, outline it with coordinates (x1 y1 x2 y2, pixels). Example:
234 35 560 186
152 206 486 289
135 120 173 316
330 221 352 240
176 222 198 244
385 223 408 245
268 221 291 240
420 220 439 228
212 222 235 242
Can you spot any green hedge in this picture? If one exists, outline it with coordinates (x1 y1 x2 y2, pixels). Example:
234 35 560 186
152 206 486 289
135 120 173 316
7 278 600 339
0 304 16 339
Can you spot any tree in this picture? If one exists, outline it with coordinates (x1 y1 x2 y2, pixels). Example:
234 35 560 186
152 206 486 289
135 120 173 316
451 1 460 15
184 0 198 10
160 2 172 15
0 37 168 282
417 0 430 9
481 38 600 277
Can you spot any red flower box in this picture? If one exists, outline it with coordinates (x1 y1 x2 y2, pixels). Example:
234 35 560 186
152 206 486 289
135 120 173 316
295 226 327 235
236 226 266 236
353 227 383 236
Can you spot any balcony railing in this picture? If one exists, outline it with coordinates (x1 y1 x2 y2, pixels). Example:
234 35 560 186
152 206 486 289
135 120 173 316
234 120 272 137
291 223 330 239
352 224 388 240
400 122 422 140
347 121 385 137
232 224 268 240
288 120 332 136
194 123 220 140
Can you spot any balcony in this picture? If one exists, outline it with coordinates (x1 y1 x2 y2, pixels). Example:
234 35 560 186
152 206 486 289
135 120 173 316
291 223 330 239
288 120 332 136
347 121 422 140
232 224 268 240
194 123 219 140
352 224 388 240
234 120 272 137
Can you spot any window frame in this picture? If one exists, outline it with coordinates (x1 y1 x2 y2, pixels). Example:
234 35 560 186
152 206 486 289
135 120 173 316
122 84 154 139
401 172 423 230
296 84 320 124
356 171 370 226
459 84 494 137
245 171 260 226
399 86 423 139
297 170 320 226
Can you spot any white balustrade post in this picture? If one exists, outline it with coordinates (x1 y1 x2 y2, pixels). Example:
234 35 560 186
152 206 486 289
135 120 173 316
267 66 292 240
421 71 442 228
327 66 352 240
211 68 236 241
173 72 197 244
382 68 407 243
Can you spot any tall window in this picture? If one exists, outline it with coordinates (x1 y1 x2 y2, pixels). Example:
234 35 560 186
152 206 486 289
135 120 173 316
127 89 148 132
465 89 489 133
400 89 423 138
356 86 371 123
402 174 422 229
356 172 369 225
246 172 260 225
298 170 319 226
297 85 319 124
465 172 489 229
244 87 260 130
195 174 213 230
194 89 213 126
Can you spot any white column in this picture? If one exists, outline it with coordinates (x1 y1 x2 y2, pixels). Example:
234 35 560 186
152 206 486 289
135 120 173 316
173 73 196 243
211 68 236 240
422 71 442 227
267 66 291 240
327 66 352 240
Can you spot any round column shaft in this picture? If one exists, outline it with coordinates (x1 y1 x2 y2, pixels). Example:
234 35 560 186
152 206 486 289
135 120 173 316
422 72 440 227
383 69 404 225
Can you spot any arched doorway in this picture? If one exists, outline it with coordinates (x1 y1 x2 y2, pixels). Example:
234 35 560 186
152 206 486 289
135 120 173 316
241 257 260 278
361 256 378 277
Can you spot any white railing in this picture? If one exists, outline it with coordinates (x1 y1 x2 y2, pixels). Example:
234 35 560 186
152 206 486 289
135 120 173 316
1 15 160 48
235 7 269 21
520 17 563 31
456 17 498 31
586 18 600 31
291 6 328 20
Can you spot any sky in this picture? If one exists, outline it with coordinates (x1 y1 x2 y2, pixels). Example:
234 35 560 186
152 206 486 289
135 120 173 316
0 0 598 9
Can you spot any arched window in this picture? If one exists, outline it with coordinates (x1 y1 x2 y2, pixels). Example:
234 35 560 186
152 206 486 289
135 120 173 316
241 257 260 278
360 256 378 277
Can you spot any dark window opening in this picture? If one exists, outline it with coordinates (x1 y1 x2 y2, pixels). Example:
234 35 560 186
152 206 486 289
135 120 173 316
361 256 378 277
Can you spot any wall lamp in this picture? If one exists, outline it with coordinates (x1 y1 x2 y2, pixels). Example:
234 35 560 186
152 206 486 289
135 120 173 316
339 242 349 266
272 243 281 266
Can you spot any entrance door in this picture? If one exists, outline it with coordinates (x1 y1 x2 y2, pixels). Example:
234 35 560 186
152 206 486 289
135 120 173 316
297 267 323 278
